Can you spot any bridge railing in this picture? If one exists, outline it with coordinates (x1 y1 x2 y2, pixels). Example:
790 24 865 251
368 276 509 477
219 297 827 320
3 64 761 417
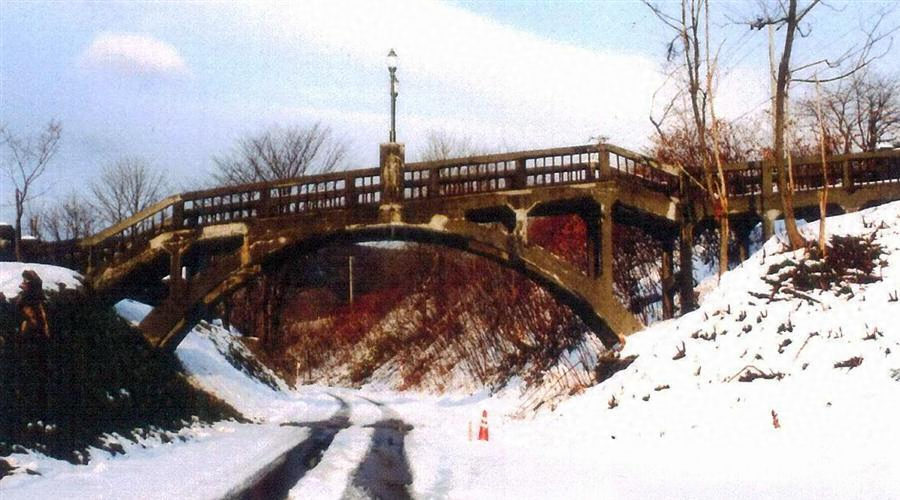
78 146 899 271
179 167 381 226
75 144 681 271
79 168 385 268
723 149 900 197
402 144 680 199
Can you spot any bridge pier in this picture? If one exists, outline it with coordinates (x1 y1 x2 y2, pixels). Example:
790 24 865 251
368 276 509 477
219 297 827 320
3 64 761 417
732 217 757 262
660 237 675 319
678 218 695 313
163 239 190 303
512 208 529 245
762 209 780 242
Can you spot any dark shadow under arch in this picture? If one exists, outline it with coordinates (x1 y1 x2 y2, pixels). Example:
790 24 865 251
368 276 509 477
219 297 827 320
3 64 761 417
150 223 624 351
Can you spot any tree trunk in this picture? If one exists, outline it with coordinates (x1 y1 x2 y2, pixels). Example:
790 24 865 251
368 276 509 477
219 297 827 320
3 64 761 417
14 189 24 262
773 0 807 250
815 76 829 256
718 215 729 277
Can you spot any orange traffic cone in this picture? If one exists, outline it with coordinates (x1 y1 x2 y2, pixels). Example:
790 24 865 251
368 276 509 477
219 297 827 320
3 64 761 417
477 410 489 441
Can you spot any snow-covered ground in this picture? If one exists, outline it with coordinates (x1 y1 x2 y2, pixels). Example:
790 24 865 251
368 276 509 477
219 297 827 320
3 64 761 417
3 202 900 499
0 262 83 297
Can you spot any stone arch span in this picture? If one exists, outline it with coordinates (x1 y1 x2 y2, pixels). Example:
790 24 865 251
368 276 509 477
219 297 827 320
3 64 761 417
136 219 642 351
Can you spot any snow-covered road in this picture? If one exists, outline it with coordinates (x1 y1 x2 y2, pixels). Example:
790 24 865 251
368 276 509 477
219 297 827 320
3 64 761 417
231 393 417 500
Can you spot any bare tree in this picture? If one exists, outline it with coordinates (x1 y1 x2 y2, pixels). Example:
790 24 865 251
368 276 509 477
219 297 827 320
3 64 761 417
213 123 347 185
645 0 733 277
91 157 169 227
800 77 856 154
417 130 484 161
852 72 900 150
801 71 900 153
39 193 96 241
749 0 894 249
813 75 830 256
1 120 62 261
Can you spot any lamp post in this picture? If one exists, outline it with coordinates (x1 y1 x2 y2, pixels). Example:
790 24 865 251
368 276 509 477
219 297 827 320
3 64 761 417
387 48 398 142
379 48 404 215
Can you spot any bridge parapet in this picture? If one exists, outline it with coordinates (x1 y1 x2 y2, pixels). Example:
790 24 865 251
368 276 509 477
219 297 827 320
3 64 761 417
721 149 900 198
403 143 679 199
29 145 895 283
72 143 680 277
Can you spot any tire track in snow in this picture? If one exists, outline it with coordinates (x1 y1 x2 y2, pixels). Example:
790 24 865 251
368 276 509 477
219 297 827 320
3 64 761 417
345 396 414 500
229 394 351 500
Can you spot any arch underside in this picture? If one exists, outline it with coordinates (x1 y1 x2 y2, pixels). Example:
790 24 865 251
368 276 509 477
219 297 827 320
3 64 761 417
134 219 641 351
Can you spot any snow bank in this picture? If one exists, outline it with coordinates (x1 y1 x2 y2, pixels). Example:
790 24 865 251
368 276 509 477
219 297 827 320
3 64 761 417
1 422 309 500
176 320 340 423
3 284 340 497
0 262 82 297
113 300 341 423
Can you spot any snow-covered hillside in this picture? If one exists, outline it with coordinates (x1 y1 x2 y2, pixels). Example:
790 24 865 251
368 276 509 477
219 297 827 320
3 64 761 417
2 201 899 499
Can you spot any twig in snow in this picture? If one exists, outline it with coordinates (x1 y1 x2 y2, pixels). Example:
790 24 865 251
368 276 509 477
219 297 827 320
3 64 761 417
862 327 883 341
727 365 784 383
672 341 686 360
608 394 618 409
793 332 819 360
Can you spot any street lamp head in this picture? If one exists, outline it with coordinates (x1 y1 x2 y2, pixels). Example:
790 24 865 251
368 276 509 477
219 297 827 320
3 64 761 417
386 48 398 72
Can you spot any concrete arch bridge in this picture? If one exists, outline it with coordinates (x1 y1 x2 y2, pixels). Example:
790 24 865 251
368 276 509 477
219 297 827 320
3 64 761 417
34 144 900 351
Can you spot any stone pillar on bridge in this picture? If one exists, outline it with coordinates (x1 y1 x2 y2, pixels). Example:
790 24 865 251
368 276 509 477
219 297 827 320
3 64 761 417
732 217 757 262
513 208 529 245
380 143 405 222
163 238 190 302
762 209 780 242
842 159 854 192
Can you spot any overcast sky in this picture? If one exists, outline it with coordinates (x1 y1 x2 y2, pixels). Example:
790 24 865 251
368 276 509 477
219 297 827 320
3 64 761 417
1 0 897 223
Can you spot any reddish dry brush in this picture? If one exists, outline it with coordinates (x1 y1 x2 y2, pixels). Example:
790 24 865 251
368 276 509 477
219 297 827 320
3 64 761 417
228 210 672 392
528 214 589 272
765 233 884 298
